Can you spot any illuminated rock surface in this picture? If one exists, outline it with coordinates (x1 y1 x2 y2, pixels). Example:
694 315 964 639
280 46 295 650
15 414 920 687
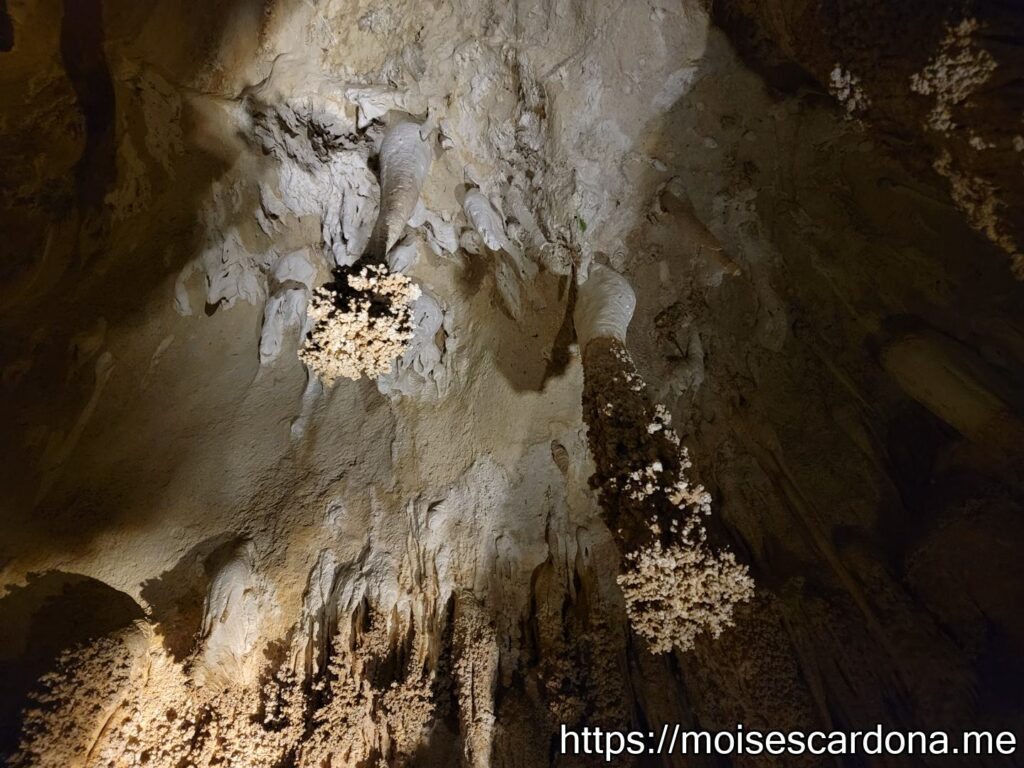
1 1 1023 766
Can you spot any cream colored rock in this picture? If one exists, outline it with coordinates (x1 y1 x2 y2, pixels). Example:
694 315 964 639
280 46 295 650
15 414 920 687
2 0 1015 764
192 543 263 688
463 189 518 257
299 265 422 384
573 264 637 350
368 117 433 261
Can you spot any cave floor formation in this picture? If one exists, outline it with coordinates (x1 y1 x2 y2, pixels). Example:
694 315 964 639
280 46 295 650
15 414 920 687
2 1 1023 766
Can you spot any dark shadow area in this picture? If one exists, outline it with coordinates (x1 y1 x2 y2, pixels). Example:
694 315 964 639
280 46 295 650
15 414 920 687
139 533 241 661
608 9 1024 748
879 402 957 552
480 267 574 392
0 0 13 52
60 0 117 213
406 596 460 767
541 273 575 383
451 249 488 304
0 0 278 561
0 571 145 760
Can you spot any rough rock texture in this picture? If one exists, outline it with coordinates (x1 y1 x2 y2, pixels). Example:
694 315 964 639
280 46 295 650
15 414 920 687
710 0 1024 275
2 0 1024 766
301 264 422 384
581 336 753 653
11 621 152 768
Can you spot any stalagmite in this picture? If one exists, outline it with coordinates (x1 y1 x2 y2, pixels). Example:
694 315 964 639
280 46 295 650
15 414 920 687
192 543 263 687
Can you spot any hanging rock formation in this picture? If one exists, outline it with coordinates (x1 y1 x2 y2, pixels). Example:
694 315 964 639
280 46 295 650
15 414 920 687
1 0 1023 766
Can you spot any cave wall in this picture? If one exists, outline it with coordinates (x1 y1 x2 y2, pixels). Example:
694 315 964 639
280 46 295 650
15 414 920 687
710 0 1024 275
1 0 1023 766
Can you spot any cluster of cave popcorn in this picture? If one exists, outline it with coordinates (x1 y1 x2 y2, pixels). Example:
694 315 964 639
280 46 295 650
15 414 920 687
298 115 431 383
300 265 422 385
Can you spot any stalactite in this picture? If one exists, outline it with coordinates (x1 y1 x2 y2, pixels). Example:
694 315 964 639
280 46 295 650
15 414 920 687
577 267 753 653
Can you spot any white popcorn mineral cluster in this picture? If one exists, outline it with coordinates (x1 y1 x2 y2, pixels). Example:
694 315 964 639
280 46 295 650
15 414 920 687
299 265 422 385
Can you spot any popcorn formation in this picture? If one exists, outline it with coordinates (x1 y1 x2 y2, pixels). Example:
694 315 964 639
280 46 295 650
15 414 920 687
581 336 754 654
614 440 755 654
300 264 422 385
618 516 755 654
